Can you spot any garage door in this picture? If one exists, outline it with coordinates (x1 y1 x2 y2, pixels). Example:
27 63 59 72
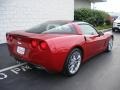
0 0 74 44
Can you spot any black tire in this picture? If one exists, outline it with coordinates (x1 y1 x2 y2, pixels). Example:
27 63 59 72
112 28 115 32
106 38 113 52
63 48 82 76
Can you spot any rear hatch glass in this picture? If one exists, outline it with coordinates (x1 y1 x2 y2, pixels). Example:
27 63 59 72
26 21 76 34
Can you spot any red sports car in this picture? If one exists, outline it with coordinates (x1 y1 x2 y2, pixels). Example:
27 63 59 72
6 20 114 76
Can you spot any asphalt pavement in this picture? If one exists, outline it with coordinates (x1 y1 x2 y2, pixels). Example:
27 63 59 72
0 31 120 90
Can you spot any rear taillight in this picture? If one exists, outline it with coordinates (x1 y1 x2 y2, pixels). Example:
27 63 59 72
31 40 38 48
30 40 48 50
39 41 48 50
6 34 13 42
9 35 13 42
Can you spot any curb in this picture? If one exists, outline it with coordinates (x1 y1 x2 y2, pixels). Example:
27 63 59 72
100 28 112 32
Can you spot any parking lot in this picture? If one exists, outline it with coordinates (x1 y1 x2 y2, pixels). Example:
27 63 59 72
0 31 120 90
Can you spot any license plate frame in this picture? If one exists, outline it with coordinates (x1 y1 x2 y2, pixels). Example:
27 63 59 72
17 46 25 55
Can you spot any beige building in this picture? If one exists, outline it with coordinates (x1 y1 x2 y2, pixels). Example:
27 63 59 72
75 0 107 9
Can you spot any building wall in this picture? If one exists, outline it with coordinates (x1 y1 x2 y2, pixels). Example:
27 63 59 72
74 0 91 9
0 0 74 44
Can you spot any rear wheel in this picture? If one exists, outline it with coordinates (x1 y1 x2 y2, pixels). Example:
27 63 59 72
63 48 82 76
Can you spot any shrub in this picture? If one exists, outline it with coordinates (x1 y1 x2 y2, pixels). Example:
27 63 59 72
74 8 110 26
105 20 111 25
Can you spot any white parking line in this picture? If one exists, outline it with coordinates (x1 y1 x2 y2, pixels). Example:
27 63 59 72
0 63 27 73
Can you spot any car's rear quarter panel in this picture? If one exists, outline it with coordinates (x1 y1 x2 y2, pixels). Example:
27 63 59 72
46 35 86 72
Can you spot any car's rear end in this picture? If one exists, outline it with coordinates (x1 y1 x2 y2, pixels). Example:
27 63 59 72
6 31 56 72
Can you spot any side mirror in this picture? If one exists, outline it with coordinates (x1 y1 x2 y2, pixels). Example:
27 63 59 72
98 31 104 36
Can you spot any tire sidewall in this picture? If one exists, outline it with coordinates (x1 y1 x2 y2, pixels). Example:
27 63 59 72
63 48 82 76
106 38 113 52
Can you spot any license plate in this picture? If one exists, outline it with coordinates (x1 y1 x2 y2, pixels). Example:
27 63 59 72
17 46 25 55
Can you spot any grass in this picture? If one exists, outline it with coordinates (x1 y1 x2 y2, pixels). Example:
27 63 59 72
96 24 112 31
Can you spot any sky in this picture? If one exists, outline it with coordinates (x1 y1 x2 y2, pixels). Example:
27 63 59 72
93 0 120 13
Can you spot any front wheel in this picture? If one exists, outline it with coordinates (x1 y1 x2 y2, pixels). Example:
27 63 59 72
63 48 82 76
106 38 113 52
112 28 115 32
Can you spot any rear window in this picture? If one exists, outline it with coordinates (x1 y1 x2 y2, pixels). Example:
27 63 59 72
26 21 74 34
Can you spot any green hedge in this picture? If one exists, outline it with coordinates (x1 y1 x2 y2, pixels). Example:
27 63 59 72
74 8 110 26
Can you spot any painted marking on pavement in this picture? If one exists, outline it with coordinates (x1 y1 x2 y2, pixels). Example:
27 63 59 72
0 63 27 73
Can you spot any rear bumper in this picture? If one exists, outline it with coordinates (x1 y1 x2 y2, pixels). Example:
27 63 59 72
112 27 120 31
7 44 65 73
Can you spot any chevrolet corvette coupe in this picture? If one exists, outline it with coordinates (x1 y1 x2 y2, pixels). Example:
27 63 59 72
6 21 114 76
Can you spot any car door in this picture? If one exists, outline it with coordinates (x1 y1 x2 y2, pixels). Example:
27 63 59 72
78 24 106 60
